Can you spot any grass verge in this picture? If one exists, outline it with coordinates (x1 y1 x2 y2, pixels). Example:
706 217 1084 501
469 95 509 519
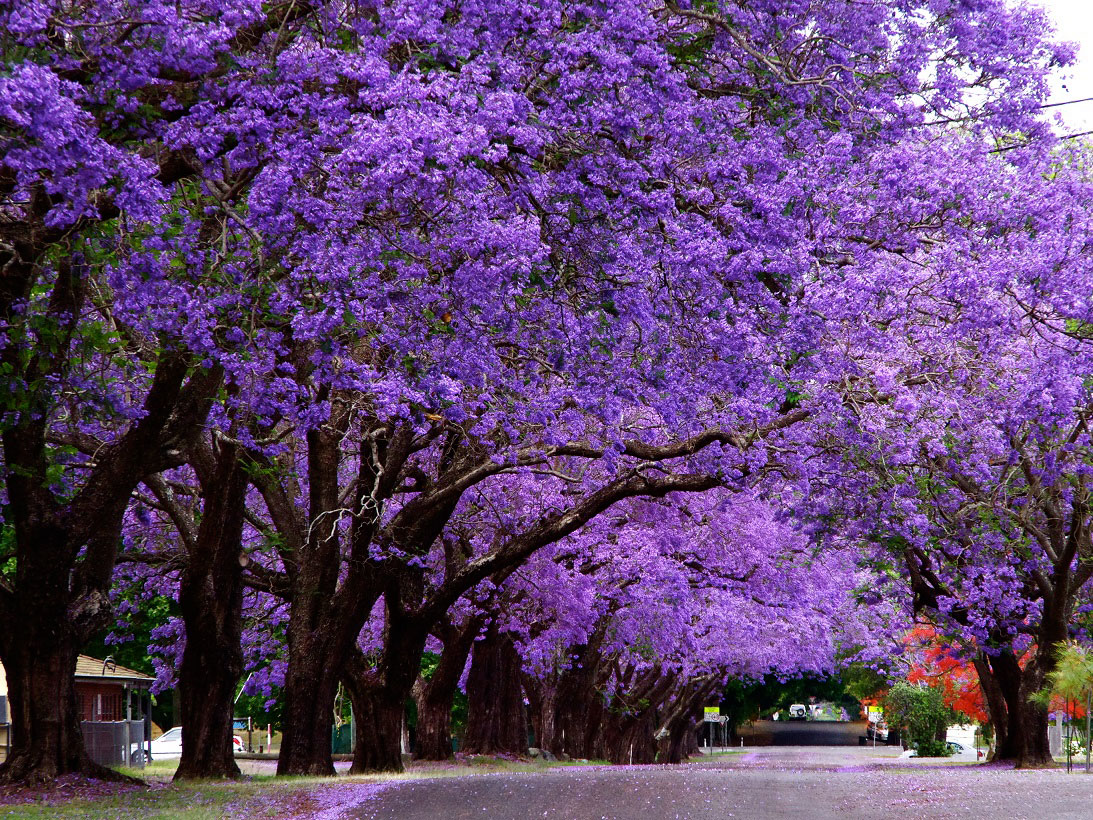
0 755 600 818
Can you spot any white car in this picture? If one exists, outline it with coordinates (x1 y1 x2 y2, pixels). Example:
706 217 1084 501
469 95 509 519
899 741 984 762
130 727 244 764
945 741 985 761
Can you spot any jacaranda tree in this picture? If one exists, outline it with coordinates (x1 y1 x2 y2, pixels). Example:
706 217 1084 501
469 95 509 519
0 0 1070 782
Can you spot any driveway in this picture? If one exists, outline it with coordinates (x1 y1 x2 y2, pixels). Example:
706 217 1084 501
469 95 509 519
347 746 1092 820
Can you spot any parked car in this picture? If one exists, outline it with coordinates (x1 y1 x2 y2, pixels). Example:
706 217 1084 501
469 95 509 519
946 741 985 761
787 704 808 721
130 727 244 764
899 741 984 761
866 720 889 742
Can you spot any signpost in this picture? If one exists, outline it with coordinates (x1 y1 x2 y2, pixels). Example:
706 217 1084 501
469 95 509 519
703 707 729 752
867 706 883 748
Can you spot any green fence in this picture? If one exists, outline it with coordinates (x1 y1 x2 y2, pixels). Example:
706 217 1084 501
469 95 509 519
332 722 354 754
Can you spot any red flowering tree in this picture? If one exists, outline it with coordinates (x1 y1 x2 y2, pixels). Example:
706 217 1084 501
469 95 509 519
905 627 988 725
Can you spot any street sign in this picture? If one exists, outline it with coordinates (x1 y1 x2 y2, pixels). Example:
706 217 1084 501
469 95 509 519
703 706 720 722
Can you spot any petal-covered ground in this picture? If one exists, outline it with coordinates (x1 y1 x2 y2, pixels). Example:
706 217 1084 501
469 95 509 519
351 747 1093 820
2 748 1090 819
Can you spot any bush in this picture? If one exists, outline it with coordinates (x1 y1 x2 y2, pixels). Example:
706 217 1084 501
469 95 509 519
883 681 953 749
1064 734 1087 758
913 739 952 757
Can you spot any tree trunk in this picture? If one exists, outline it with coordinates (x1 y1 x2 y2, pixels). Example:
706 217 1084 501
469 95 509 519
550 633 606 759
344 681 405 773
659 725 691 765
275 420 379 777
341 623 432 774
686 726 701 757
599 667 676 765
0 351 217 785
174 439 247 780
277 631 343 776
601 709 658 765
0 517 129 784
0 634 116 784
524 675 557 754
413 688 452 761
552 668 600 758
341 647 410 773
657 682 715 765
973 653 1008 760
413 620 482 761
1014 663 1053 768
976 648 1053 767
462 627 527 756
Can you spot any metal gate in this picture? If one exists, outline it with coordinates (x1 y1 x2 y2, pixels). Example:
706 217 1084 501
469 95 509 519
81 720 147 767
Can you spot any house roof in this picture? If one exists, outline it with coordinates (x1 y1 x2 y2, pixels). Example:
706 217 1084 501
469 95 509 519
74 655 154 685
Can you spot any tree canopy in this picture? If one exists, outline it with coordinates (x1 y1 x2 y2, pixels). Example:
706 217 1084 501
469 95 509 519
1 0 1091 782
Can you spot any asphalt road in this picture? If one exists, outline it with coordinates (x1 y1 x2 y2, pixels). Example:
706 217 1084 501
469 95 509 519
347 746 1093 820
762 719 869 746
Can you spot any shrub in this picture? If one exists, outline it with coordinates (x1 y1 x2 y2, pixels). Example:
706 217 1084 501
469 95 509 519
883 681 952 749
913 739 953 757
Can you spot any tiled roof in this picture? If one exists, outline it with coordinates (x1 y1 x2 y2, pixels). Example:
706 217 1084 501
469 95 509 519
74 655 153 683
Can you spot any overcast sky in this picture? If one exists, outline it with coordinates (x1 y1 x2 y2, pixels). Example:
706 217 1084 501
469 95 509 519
1037 0 1093 132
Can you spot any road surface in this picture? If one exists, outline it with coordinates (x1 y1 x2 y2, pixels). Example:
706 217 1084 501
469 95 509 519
761 719 867 746
347 746 1091 820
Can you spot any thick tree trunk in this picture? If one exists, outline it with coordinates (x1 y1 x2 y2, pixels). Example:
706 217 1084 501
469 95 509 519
0 634 118 784
599 667 675 765
276 420 375 777
345 682 405 773
550 634 606 759
0 518 127 784
342 624 431 774
601 709 658 765
413 620 481 761
657 682 715 765
1014 695 1053 767
174 439 247 780
462 627 527 756
686 726 701 757
659 727 690 765
976 648 1052 767
413 691 453 761
0 352 217 785
524 675 557 754
551 669 601 759
1014 660 1053 768
277 632 343 776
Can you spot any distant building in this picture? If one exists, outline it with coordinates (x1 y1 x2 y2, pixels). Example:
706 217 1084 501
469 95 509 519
74 655 154 722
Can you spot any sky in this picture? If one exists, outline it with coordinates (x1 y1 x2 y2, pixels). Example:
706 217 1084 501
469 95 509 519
1038 0 1093 132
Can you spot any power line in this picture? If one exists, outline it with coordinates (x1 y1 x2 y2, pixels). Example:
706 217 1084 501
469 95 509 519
987 129 1093 154
1037 96 1093 110
926 97 1093 128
